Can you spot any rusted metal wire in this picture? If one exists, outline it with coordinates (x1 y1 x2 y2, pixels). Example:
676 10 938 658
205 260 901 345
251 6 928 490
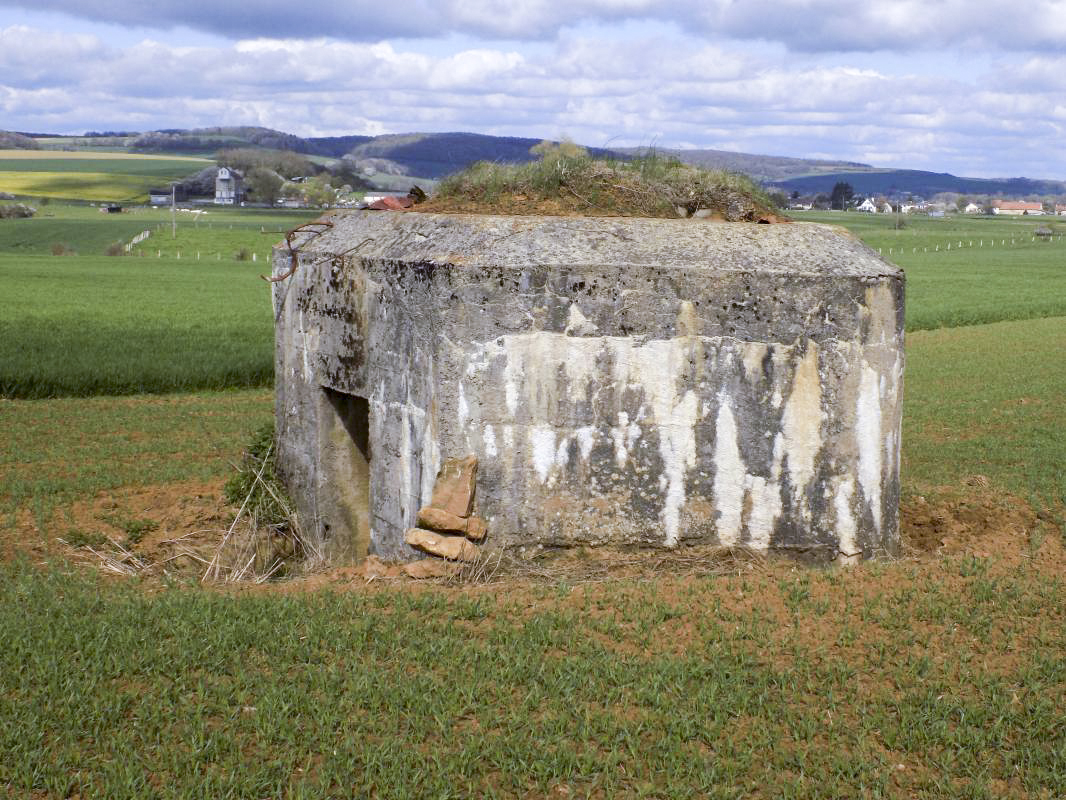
261 220 334 283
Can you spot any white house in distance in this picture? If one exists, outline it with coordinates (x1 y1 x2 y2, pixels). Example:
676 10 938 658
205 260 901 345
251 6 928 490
856 198 878 213
1056 204 1066 216
214 167 244 205
993 201 1043 216
963 202 982 214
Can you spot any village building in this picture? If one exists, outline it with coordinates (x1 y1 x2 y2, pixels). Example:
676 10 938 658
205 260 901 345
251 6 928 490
993 201 1044 216
214 167 244 205
855 198 878 213
148 185 186 205
1055 204 1066 216
963 202 982 214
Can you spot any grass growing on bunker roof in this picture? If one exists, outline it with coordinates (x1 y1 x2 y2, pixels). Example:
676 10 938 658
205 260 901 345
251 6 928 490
421 141 785 221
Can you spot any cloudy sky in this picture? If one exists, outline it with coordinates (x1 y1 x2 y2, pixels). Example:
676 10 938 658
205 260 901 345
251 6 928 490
1 1 1064 178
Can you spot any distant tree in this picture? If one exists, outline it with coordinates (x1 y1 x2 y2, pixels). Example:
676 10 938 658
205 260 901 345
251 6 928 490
217 148 314 180
766 189 788 209
245 167 283 206
956 195 971 213
830 181 854 210
297 175 335 207
790 190 801 200
0 130 40 149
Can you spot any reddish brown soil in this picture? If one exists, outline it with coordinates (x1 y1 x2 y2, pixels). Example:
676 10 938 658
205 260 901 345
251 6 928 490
6 477 1061 594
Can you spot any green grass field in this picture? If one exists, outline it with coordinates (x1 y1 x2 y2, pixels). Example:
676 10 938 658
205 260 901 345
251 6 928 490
1 554 1062 798
0 203 322 398
0 255 276 398
0 150 211 203
796 211 1066 330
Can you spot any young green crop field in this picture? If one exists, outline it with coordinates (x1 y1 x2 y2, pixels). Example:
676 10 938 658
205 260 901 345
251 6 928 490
0 150 211 203
0 203 1064 798
0 203 319 398
795 211 1066 329
1 551 1062 799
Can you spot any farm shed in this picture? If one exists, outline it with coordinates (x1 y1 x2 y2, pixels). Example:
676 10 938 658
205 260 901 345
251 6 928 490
272 212 905 566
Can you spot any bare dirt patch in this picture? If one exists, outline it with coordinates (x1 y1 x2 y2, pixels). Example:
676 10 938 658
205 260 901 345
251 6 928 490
6 480 231 577
900 478 1058 565
5 478 1062 593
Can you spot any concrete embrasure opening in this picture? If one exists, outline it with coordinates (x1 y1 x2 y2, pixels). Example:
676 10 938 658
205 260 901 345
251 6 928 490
317 387 371 562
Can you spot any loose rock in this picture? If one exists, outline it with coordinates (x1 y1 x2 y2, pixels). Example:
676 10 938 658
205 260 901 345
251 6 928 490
402 559 463 579
429 456 478 518
465 516 488 542
417 506 468 534
405 528 481 562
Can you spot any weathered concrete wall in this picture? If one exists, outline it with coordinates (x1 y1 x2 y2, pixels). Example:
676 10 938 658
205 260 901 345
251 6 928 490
273 212 904 564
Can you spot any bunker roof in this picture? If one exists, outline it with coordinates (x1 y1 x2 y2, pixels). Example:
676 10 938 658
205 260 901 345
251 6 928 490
289 212 901 279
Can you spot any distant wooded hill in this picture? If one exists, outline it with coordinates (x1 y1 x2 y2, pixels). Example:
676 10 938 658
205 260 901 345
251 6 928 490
616 146 871 182
23 125 1066 198
770 170 1066 199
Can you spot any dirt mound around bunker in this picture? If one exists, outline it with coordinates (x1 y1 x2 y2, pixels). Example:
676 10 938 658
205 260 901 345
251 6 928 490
9 477 1061 588
901 479 1062 564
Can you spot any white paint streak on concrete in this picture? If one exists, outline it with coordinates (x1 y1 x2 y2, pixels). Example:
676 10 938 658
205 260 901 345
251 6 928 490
575 426 596 462
713 394 744 546
744 475 780 551
504 360 519 417
562 337 599 406
457 381 469 431
399 400 412 522
769 345 792 409
834 477 860 565
483 424 497 458
565 303 598 336
610 337 701 547
530 424 557 484
420 420 440 511
742 342 768 385
555 437 571 471
502 425 515 453
856 363 883 533
299 311 312 381
780 341 824 518
611 411 631 468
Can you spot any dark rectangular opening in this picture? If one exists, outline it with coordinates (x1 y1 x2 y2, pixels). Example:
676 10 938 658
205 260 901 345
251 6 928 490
320 387 371 561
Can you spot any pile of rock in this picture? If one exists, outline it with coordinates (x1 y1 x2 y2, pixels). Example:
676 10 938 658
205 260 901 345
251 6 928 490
403 456 489 579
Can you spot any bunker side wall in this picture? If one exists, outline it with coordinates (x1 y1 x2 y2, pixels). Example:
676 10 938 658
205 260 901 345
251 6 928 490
424 263 903 561
274 249 442 562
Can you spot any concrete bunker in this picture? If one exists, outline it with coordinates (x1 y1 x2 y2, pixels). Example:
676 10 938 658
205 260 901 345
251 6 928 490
273 212 904 565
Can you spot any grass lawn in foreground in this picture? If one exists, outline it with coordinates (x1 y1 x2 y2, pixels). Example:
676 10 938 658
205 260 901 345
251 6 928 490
0 389 273 527
0 540 1062 798
902 316 1066 505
